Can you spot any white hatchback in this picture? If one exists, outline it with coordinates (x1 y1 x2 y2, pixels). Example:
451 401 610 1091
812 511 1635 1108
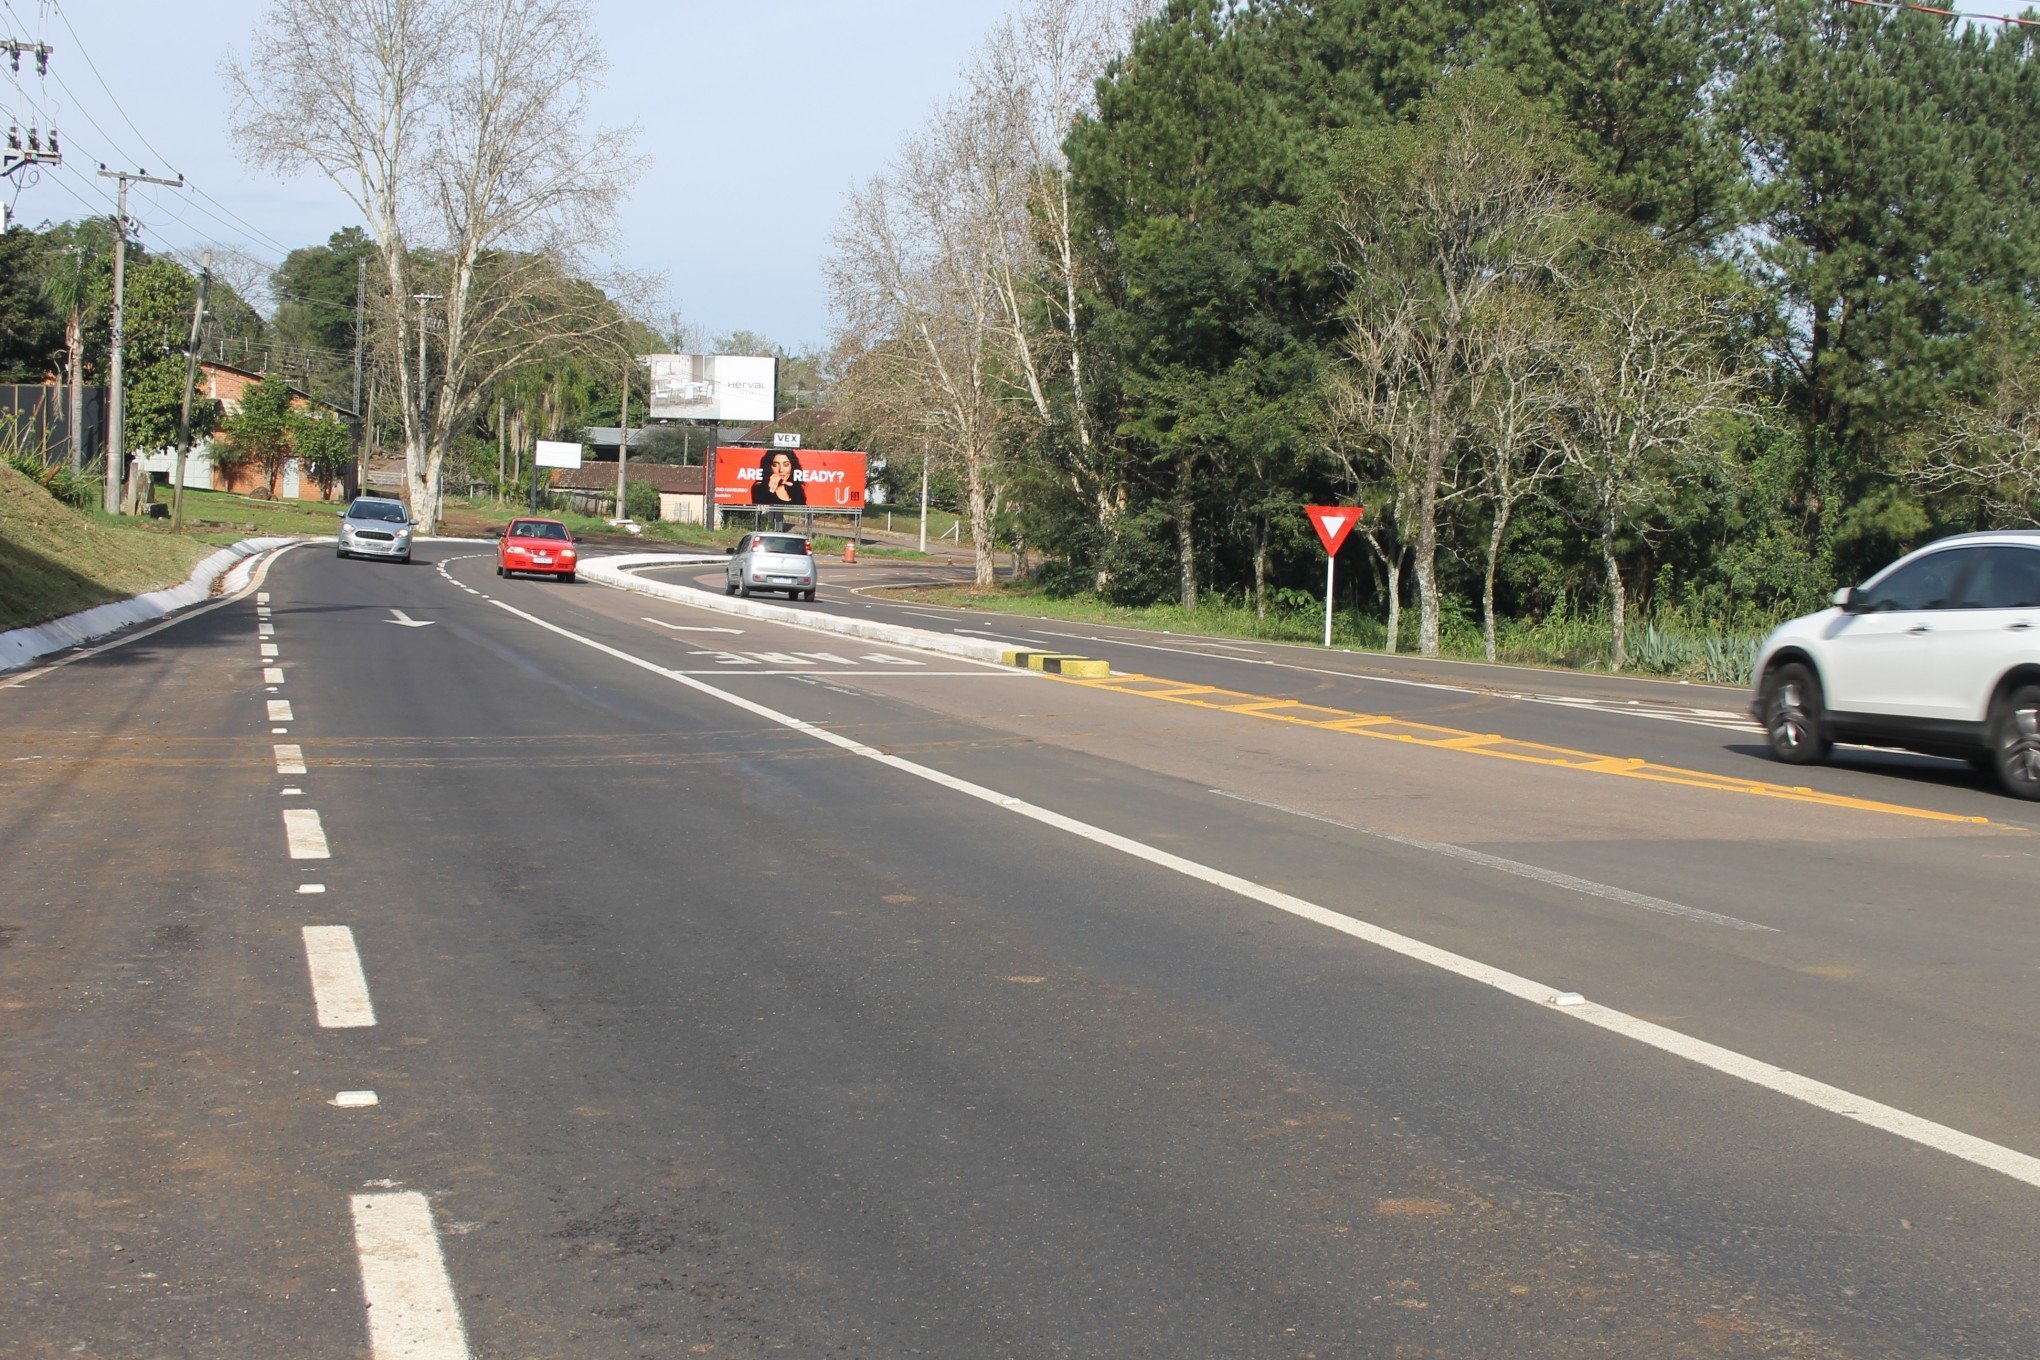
1751 531 2040 797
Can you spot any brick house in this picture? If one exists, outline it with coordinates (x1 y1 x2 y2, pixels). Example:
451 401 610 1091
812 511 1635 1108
133 361 357 501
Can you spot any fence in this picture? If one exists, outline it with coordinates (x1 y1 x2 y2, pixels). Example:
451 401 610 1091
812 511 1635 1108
0 384 106 464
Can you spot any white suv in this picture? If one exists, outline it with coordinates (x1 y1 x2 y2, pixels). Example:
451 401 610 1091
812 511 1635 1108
1751 532 2040 798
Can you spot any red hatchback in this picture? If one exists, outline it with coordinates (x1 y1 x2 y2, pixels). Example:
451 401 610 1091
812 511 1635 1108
496 518 579 581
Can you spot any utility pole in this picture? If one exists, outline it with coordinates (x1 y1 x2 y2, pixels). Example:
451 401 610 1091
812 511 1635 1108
98 164 183 514
2 42 58 181
351 257 366 497
919 458 930 553
169 253 212 532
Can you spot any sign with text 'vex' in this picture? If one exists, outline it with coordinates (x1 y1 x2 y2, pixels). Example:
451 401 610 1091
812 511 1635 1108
1304 505 1365 646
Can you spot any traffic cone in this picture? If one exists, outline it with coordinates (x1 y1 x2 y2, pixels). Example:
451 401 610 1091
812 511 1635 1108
843 539 858 564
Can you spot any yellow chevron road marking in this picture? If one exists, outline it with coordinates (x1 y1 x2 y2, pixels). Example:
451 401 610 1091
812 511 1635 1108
1059 672 1998 827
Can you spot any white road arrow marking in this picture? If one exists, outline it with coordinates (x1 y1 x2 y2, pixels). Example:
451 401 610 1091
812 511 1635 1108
386 609 434 628
642 617 744 634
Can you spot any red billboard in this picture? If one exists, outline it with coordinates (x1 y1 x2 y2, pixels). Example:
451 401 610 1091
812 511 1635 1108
714 447 868 511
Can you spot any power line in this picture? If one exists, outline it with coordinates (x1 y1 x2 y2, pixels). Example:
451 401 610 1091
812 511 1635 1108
1834 0 2040 26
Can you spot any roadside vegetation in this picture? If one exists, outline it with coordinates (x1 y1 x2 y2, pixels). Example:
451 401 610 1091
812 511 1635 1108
0 462 211 632
828 0 2040 675
889 578 1762 686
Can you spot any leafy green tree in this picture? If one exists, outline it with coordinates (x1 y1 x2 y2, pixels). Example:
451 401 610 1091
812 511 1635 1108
220 376 298 494
0 228 63 387
37 220 114 468
292 409 353 498
1733 2 2040 576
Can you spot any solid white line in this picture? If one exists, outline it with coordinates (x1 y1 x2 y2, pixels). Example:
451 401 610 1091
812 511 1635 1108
284 807 330 859
484 593 2040 1193
350 1191 470 1359
274 744 306 775
302 925 375 1027
268 699 295 723
1209 789 1775 932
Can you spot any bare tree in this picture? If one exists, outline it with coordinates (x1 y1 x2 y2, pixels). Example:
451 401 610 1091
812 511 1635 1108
1318 73 1588 655
830 86 1040 587
1465 289 1565 661
970 0 1150 583
226 0 643 531
1902 334 2040 523
1554 240 1742 670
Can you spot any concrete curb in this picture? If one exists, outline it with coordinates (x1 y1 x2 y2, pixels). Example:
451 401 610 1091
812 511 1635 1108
0 536 298 674
581 553 1020 667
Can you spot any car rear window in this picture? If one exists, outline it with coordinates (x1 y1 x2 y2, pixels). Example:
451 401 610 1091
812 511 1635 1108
757 535 808 554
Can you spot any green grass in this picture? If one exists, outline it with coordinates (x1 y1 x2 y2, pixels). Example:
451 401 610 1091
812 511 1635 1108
0 463 214 632
883 578 1769 685
171 486 351 537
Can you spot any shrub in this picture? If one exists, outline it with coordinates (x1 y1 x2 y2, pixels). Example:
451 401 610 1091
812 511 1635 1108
624 479 660 522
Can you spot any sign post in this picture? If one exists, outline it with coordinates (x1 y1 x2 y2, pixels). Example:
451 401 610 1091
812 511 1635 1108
1304 505 1364 648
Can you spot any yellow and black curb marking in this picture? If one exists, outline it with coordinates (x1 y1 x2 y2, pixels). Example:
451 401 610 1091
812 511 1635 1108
1055 671 1997 827
1003 649 1111 679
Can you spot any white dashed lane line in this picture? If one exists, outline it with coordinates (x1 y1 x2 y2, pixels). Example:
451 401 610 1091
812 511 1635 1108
261 644 278 660
350 1192 471 1360
274 744 306 775
284 807 330 859
301 925 376 1028
268 699 295 724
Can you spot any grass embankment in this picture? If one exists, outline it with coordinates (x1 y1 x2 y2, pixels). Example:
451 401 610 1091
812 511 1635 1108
0 464 215 632
886 578 1769 686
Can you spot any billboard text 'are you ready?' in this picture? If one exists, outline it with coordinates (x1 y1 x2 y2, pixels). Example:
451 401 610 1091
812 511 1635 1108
714 447 869 510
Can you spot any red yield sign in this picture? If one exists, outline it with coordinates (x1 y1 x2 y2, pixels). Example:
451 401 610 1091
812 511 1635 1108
1304 505 1364 647
1306 505 1364 556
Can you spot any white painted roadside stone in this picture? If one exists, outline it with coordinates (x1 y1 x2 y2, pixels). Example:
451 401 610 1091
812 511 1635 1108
0 537 296 673
581 553 1012 666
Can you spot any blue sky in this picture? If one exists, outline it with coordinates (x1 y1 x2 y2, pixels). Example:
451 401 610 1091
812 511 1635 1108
1 0 1016 353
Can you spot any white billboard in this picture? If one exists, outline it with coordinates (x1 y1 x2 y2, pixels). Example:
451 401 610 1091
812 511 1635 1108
534 440 583 469
645 354 777 424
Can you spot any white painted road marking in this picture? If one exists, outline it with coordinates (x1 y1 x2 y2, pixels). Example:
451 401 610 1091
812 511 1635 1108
264 667 285 684
387 609 434 628
259 623 274 637
261 644 278 660
332 1090 380 1107
274 744 306 775
643 617 743 634
284 807 330 859
487 594 2040 1193
298 884 326 894
268 700 295 724
350 1191 470 1360
1210 789 1775 932
257 592 269 604
302 925 376 1027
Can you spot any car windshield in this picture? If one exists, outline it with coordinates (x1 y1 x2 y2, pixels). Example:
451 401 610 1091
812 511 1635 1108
511 521 568 540
348 501 407 523
757 535 808 555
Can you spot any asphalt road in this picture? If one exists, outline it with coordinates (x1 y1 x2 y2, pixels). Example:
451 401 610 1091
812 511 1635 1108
3 540 2037 1358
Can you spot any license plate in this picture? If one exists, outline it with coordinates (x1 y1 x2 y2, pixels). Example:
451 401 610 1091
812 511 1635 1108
533 554 553 563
